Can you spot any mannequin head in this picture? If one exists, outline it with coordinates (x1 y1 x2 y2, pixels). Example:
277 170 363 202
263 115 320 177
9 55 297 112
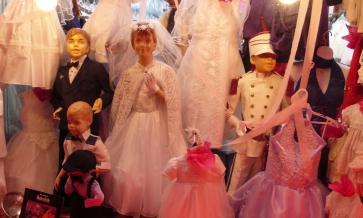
66 101 93 137
66 28 90 60
251 53 277 74
131 22 157 58
314 46 334 69
249 32 276 74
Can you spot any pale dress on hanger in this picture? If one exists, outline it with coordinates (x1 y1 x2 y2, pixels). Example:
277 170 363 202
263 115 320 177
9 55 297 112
5 90 58 194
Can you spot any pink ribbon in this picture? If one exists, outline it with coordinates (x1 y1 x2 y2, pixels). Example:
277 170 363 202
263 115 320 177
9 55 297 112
329 175 356 197
187 141 215 170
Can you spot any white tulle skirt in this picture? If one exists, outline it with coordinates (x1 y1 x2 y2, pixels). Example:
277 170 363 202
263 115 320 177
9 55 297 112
103 110 170 217
0 0 65 88
5 131 58 194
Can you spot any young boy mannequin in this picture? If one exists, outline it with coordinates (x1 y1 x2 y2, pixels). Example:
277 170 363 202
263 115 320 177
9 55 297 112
51 28 113 170
63 149 104 218
226 32 284 193
55 101 110 190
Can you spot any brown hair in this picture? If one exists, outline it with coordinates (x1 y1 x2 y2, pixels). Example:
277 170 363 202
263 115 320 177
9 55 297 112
67 101 93 124
130 23 157 48
66 28 91 46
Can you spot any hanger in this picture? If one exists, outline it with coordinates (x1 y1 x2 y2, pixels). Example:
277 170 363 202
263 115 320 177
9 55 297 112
225 88 309 147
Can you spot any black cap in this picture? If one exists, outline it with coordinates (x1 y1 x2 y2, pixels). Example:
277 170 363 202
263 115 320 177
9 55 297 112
63 150 97 172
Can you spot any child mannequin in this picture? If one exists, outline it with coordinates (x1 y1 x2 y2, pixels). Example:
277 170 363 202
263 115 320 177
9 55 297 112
158 141 234 218
226 32 284 192
63 150 104 218
51 28 113 170
55 101 110 190
103 21 186 218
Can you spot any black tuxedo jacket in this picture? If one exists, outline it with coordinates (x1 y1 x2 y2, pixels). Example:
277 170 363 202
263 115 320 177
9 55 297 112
51 57 114 130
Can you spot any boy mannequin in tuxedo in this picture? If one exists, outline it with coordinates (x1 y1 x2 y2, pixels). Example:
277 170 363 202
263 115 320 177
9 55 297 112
51 28 113 170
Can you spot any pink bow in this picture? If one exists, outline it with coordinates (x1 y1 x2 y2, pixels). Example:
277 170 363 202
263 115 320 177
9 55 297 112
187 141 215 169
328 175 356 197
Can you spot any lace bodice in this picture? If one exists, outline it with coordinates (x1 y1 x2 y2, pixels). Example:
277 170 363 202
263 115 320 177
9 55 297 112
19 91 56 132
265 118 325 189
191 0 241 42
130 62 166 113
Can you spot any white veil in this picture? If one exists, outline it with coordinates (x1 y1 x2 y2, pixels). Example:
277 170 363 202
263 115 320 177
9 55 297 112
56 0 74 25
107 19 182 85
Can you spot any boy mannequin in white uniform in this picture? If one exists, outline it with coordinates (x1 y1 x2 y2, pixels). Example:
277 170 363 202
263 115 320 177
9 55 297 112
226 32 285 192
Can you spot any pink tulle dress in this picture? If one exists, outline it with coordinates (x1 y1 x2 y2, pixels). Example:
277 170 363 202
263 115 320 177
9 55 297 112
231 118 327 218
158 143 234 218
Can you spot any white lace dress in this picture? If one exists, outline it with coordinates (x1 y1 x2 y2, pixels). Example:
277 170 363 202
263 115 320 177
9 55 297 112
5 90 58 194
103 61 186 218
176 0 244 144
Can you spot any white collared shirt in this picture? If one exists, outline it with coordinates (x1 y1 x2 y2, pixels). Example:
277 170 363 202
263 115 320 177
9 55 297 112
69 55 87 84
63 128 111 171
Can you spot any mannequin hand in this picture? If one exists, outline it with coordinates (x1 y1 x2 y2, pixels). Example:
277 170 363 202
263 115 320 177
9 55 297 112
144 73 160 93
92 98 103 114
235 120 247 137
53 107 63 120
54 175 62 191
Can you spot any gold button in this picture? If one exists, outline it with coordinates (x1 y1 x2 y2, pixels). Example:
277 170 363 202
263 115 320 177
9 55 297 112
251 84 255 88
250 114 254 118
266 95 270 98
250 94 254 97
261 115 264 118
250 104 254 108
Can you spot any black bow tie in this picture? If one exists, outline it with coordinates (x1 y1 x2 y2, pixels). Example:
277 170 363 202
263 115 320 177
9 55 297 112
70 135 83 142
67 61 79 68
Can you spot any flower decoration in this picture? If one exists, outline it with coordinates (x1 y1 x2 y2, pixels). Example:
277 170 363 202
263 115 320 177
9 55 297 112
132 22 155 31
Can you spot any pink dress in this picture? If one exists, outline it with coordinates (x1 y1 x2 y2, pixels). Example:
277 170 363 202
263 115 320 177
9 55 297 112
158 154 234 218
231 118 327 218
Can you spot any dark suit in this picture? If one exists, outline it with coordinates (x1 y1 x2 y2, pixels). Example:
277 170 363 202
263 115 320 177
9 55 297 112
51 57 114 169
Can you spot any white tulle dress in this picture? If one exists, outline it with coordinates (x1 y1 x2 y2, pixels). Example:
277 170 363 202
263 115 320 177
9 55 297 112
0 0 65 88
175 0 245 144
82 0 133 63
5 90 58 194
103 61 186 218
